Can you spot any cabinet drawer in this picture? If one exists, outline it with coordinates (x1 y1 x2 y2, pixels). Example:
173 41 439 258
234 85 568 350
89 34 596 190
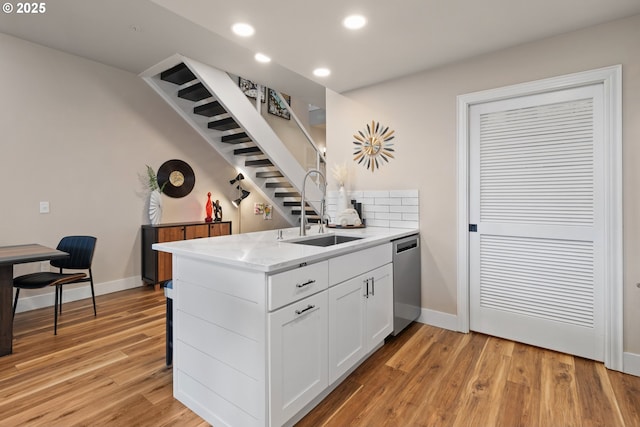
268 261 328 311
329 243 392 285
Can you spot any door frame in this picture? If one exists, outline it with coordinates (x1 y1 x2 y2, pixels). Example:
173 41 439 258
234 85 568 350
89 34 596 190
456 65 623 370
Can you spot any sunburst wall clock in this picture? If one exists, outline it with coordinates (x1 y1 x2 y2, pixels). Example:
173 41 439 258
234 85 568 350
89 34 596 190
353 120 395 172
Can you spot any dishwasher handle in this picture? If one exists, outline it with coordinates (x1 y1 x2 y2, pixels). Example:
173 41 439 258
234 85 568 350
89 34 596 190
395 238 419 254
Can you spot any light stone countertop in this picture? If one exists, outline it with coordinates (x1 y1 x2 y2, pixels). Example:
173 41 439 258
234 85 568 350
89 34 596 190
153 226 418 273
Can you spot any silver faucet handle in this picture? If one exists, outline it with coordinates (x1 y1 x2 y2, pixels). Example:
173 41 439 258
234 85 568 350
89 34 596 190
276 229 283 240
318 214 331 234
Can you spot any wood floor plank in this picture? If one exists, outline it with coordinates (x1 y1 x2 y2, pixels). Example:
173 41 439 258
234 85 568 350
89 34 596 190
607 369 640 426
378 328 469 426
385 324 444 372
3 287 640 427
451 337 514 427
0 349 129 406
413 332 488 427
330 365 407 426
0 373 117 426
294 379 363 427
499 342 543 427
539 350 581 427
494 380 530 427
574 357 625 427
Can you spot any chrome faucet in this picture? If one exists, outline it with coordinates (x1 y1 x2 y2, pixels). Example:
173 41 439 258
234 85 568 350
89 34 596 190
300 169 327 236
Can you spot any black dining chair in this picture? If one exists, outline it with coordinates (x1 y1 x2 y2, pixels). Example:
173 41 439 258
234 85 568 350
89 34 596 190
12 236 97 335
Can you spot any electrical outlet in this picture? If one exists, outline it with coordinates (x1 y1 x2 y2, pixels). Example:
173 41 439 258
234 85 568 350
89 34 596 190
39 201 50 214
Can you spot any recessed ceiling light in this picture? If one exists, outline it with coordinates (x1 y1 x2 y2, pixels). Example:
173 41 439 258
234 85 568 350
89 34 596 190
313 68 331 77
254 53 271 63
343 15 366 30
232 22 255 37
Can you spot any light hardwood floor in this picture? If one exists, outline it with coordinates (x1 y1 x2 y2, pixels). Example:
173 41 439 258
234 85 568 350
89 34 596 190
2 287 640 426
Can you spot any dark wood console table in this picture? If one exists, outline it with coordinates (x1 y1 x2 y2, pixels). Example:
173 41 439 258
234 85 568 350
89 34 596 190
141 221 232 290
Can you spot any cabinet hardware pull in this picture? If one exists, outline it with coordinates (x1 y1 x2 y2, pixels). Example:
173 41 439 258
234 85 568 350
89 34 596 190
295 304 316 315
371 276 375 296
364 278 370 298
296 279 316 288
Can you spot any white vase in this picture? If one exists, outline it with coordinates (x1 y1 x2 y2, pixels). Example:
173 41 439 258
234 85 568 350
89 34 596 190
337 185 349 214
149 190 163 225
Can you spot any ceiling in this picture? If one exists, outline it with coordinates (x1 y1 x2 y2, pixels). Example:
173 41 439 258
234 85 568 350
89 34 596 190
1 0 639 108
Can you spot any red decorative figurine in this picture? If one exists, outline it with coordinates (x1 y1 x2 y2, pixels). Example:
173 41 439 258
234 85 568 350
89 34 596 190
205 192 213 222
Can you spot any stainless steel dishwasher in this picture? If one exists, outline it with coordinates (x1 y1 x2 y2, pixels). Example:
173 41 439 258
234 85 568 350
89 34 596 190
392 234 421 335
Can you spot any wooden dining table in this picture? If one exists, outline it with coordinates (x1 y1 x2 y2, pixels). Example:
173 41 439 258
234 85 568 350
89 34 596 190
0 244 69 356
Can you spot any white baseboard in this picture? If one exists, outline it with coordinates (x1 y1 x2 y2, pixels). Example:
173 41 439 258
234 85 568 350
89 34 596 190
623 352 640 377
14 276 143 314
417 308 458 331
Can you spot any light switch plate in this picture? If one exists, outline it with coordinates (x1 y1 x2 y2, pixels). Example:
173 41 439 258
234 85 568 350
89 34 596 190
39 201 50 214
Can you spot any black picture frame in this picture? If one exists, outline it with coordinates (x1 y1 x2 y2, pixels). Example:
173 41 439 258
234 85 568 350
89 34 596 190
268 89 291 120
238 77 266 103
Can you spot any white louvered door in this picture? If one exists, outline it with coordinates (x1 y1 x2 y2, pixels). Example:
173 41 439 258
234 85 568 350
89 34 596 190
469 84 605 361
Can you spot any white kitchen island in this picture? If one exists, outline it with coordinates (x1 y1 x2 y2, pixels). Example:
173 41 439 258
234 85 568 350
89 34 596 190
154 226 417 427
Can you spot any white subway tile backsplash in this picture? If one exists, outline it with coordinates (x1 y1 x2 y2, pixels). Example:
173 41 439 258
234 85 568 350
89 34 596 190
375 197 402 206
402 213 419 221
364 205 390 213
363 190 389 198
389 205 419 213
402 198 419 206
325 189 418 229
374 212 402 220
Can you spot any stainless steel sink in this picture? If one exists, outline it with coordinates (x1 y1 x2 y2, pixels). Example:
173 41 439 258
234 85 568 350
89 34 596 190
290 234 363 247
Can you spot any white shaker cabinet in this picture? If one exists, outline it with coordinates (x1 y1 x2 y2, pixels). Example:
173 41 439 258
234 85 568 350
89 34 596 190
327 244 393 385
268 290 329 427
328 263 393 384
328 274 366 383
365 263 394 349
160 233 404 427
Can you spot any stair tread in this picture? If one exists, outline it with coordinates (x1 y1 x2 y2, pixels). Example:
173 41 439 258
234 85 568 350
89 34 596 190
256 171 283 178
246 159 273 167
265 181 293 188
275 191 301 197
194 101 226 117
222 132 252 144
160 63 196 85
234 146 263 156
178 82 211 102
283 201 306 206
209 117 240 131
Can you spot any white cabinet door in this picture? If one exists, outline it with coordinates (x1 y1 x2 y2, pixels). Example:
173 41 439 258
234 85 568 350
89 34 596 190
365 264 394 350
268 291 328 427
328 263 393 384
328 276 367 384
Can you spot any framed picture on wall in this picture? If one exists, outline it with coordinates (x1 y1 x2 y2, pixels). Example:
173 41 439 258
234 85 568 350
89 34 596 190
239 77 266 102
268 89 291 120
